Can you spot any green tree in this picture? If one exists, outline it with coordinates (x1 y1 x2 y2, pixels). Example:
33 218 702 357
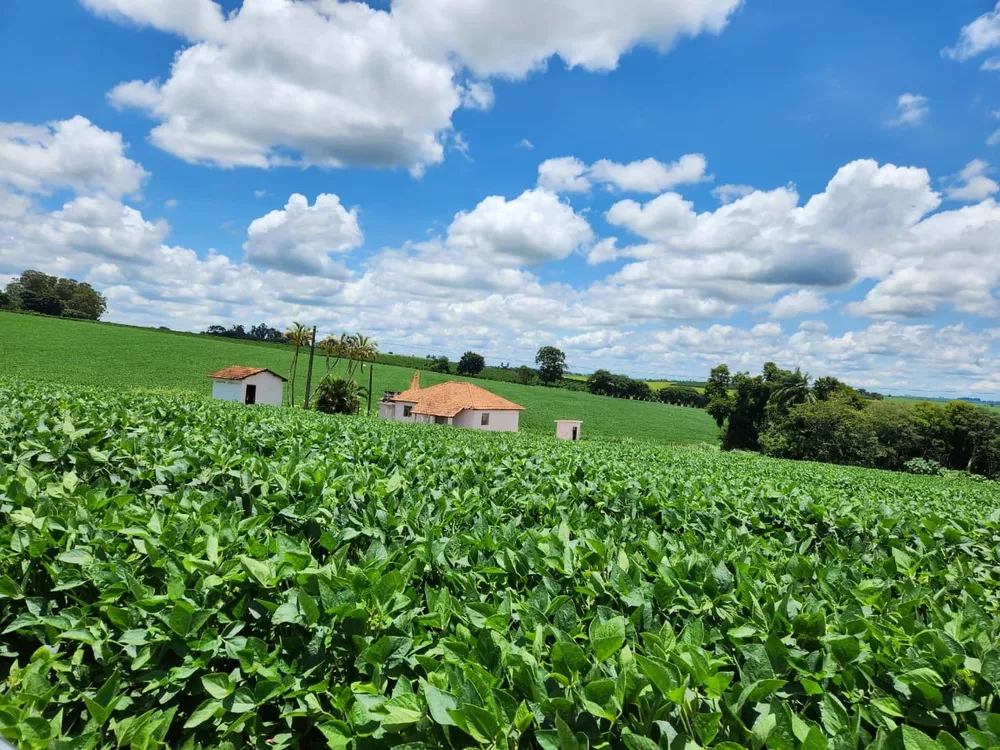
457 351 486 377
4 270 106 320
587 369 616 396
284 322 311 407
535 346 567 384
516 365 535 384
768 369 816 414
704 364 733 428
760 399 879 467
430 356 450 374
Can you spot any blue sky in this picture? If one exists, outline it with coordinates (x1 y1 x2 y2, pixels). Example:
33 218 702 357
1 0 999 396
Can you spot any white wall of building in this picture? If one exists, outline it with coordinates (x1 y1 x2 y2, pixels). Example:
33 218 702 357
244 372 284 405
380 401 419 422
210 372 284 406
555 420 582 441
453 409 520 432
211 379 244 402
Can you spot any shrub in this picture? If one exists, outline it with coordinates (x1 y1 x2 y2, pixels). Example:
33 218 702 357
904 457 945 476
312 375 361 415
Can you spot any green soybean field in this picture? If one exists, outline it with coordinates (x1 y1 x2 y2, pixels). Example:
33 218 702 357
1 379 999 750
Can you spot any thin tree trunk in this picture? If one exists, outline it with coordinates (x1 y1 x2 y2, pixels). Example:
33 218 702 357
288 347 299 406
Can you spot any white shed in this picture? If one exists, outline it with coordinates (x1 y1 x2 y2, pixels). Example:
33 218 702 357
555 420 582 441
207 366 286 406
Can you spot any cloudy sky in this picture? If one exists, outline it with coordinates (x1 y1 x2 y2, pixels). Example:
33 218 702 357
2 0 1000 397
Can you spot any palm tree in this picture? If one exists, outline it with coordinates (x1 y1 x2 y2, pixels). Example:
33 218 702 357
347 333 378 378
319 334 344 373
769 369 816 413
323 332 351 373
285 321 311 406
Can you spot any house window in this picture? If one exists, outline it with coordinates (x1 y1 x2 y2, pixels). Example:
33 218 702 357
481 413 490 426
403 405 413 417
435 416 448 425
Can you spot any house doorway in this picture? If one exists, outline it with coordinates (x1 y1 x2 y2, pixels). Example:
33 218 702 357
572 426 578 441
245 384 257 405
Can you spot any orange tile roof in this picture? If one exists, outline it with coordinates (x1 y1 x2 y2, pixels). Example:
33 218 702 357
207 366 288 382
391 381 524 417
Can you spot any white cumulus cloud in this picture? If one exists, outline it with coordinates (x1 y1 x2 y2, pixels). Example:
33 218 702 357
589 154 710 193
538 157 592 193
0 116 148 198
943 159 999 202
446 188 593 266
88 0 742 174
244 194 363 277
943 1 1000 62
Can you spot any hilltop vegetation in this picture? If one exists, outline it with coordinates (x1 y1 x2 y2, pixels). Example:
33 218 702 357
0 312 718 445
1 380 998 749
705 362 1000 479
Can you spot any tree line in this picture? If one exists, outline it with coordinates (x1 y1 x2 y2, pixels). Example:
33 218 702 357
705 362 1000 479
585 370 710 408
1 270 107 320
203 323 288 343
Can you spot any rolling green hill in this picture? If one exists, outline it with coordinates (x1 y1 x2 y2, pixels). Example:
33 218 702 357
0 312 719 444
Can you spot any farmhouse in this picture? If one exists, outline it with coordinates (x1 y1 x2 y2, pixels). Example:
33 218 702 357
207 366 286 405
380 372 524 432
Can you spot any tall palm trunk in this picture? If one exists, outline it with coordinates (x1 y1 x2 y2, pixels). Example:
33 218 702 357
288 346 300 406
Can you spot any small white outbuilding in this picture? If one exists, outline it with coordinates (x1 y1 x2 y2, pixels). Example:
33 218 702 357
207 366 286 406
555 420 582 441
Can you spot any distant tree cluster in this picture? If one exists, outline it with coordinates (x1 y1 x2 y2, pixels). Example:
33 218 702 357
1 270 106 320
203 323 288 343
705 362 1000 479
658 386 710 409
856 388 885 401
516 365 536 385
586 370 653 401
428 355 451 374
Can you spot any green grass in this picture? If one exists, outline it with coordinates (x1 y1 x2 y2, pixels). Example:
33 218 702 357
0 311 719 444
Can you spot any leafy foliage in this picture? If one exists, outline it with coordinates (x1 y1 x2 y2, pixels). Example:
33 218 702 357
203 323 288 343
1 380 999 748
457 352 486 377
587 370 654 401
535 346 567 384
3 269 107 320
313 375 362 415
516 365 536 385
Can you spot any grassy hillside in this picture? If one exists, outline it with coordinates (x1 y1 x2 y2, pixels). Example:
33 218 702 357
0 312 718 444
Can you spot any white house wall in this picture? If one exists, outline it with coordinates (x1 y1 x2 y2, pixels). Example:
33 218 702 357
452 409 519 432
212 379 243 402
211 373 283 405
555 421 582 440
381 401 418 422
243 372 284 405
